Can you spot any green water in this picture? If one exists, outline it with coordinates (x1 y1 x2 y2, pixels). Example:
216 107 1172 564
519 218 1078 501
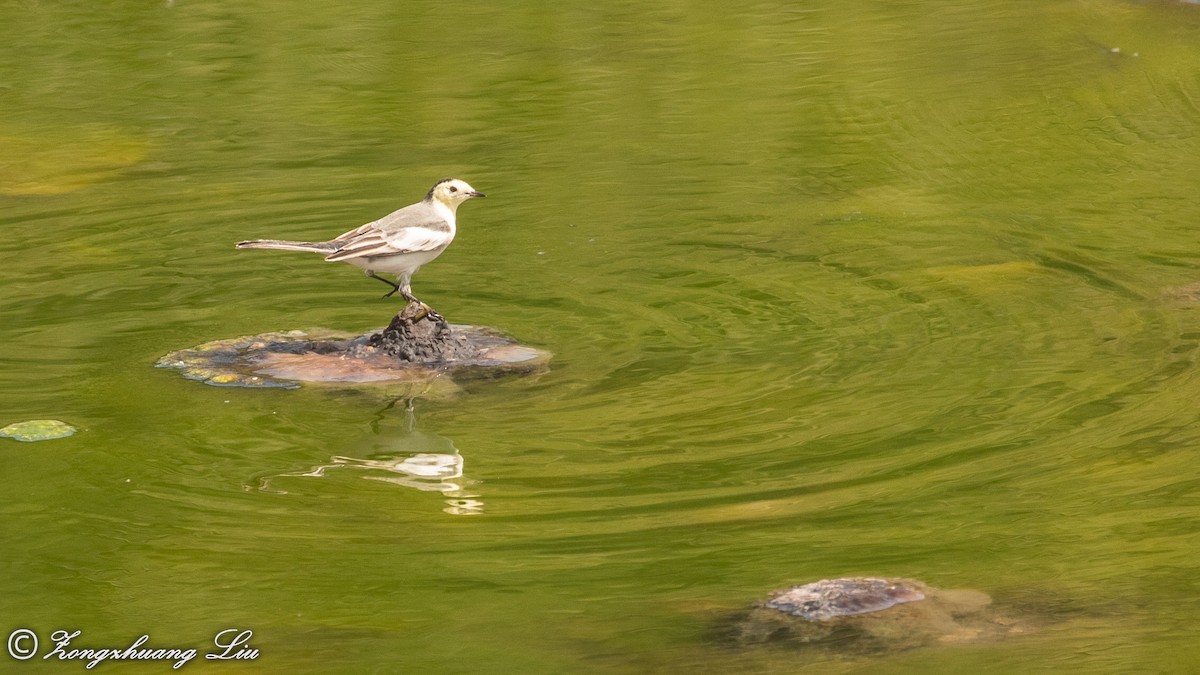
4 1 1200 672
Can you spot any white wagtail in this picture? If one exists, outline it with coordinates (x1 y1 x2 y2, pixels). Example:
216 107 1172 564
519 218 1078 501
236 178 485 317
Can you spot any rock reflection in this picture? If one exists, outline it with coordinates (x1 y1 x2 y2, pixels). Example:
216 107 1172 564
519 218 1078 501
251 400 482 515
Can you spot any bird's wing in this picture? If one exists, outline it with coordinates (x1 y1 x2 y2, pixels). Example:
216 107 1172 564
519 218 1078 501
325 208 450 262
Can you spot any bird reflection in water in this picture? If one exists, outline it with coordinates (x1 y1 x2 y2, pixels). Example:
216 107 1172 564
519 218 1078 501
251 399 483 515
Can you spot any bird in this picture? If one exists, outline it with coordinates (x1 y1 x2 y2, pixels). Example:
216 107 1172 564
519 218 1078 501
236 178 485 319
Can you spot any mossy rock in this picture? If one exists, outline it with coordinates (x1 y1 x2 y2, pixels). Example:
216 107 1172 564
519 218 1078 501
0 419 77 442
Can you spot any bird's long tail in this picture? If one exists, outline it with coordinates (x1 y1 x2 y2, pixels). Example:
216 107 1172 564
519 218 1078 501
235 239 336 254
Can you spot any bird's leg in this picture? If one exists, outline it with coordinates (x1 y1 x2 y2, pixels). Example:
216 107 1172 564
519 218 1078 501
364 272 440 322
366 270 401 298
397 273 417 304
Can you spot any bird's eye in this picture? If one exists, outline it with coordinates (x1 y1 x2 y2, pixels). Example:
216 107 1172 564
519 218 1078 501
448 186 458 193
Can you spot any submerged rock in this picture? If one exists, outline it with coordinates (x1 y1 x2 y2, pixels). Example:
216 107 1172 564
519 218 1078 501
1160 281 1200 307
765 577 926 621
714 577 1031 655
0 419 77 442
156 302 550 390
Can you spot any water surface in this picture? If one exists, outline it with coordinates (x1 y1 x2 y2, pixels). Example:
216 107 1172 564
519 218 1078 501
3 1 1200 672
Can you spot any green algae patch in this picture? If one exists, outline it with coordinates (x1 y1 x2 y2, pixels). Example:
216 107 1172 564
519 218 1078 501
0 420 77 442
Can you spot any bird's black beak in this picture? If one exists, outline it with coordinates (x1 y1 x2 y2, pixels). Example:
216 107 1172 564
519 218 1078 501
469 191 486 198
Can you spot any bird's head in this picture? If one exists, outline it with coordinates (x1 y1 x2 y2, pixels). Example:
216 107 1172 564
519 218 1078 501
426 178 486 207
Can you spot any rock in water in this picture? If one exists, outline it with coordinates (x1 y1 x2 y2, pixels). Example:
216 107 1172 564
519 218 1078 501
714 577 1031 655
359 302 479 363
156 302 550 389
766 577 926 621
0 419 76 442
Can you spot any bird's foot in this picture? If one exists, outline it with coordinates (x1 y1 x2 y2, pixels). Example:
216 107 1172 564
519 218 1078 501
424 306 446 324
396 297 444 324
411 302 445 324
